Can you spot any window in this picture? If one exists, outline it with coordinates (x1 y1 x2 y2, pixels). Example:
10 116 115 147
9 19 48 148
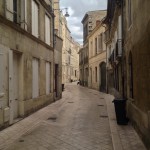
5 0 19 23
32 58 39 98
95 37 97 55
129 52 134 98
68 55 71 64
46 62 51 94
90 41 93 57
95 67 97 82
45 14 51 45
32 0 39 37
13 0 17 23
5 0 14 21
109 45 111 57
21 0 27 30
0 53 4 96
128 0 132 27
98 33 103 52
71 68 74 76
83 24 88 41
75 70 77 77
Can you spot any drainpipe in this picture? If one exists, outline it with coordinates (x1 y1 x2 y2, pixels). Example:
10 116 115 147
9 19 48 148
52 8 56 102
121 0 125 98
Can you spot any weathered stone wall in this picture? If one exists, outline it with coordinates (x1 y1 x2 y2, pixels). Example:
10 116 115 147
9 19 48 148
54 35 63 100
89 52 106 90
0 0 54 127
124 0 150 148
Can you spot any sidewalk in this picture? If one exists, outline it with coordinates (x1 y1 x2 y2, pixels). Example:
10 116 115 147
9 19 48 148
0 83 146 150
105 94 146 150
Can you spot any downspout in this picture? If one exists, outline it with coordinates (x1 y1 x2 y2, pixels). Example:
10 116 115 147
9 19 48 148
102 23 108 93
52 9 56 102
121 0 125 98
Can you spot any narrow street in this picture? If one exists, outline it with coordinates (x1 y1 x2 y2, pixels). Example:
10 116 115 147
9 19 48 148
0 83 146 150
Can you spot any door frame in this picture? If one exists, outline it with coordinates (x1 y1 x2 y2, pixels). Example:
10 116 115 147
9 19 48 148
9 50 23 124
99 62 106 92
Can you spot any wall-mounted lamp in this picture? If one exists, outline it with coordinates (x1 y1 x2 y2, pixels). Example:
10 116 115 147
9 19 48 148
54 8 70 17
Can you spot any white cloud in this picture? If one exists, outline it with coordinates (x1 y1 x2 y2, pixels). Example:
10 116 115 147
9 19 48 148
60 0 107 44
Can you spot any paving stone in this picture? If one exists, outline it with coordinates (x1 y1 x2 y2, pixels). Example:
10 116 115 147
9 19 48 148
0 83 146 150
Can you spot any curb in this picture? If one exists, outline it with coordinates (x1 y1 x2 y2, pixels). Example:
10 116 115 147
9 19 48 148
105 94 123 150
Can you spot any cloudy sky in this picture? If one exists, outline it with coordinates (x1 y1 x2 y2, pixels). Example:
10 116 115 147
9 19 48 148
60 0 107 45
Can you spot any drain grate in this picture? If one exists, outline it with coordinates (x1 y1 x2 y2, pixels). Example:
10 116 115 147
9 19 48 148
100 115 108 118
68 102 74 103
19 139 24 142
97 104 104 106
47 117 57 121
100 98 104 99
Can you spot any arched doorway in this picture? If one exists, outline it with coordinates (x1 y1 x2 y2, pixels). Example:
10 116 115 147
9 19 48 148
99 62 106 92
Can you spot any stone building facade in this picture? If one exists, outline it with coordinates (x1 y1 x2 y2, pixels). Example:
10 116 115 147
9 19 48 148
123 0 150 148
54 35 63 100
70 39 80 82
61 16 72 83
104 0 123 95
104 0 150 148
80 10 106 87
53 0 63 100
60 14 80 85
88 19 106 91
0 0 55 127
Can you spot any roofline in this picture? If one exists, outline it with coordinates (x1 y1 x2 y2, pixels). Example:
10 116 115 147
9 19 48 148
81 9 107 24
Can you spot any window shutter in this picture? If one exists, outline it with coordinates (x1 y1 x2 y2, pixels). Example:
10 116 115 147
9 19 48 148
46 62 50 94
32 58 39 98
32 0 35 35
32 0 39 37
21 0 27 30
0 53 4 96
35 3 39 37
6 0 13 21
45 15 50 45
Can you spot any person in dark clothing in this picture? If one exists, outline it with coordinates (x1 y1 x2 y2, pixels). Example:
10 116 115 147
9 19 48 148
77 79 80 85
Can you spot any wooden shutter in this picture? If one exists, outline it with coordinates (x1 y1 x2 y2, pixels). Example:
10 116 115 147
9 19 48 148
0 53 4 97
46 62 50 94
45 15 50 45
32 58 39 98
6 0 14 21
21 0 27 30
32 0 38 37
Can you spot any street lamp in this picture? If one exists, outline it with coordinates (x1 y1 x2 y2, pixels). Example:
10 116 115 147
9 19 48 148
54 8 70 17
63 8 69 17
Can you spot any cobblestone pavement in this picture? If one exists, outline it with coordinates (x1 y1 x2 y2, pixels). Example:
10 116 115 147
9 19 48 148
0 83 146 150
